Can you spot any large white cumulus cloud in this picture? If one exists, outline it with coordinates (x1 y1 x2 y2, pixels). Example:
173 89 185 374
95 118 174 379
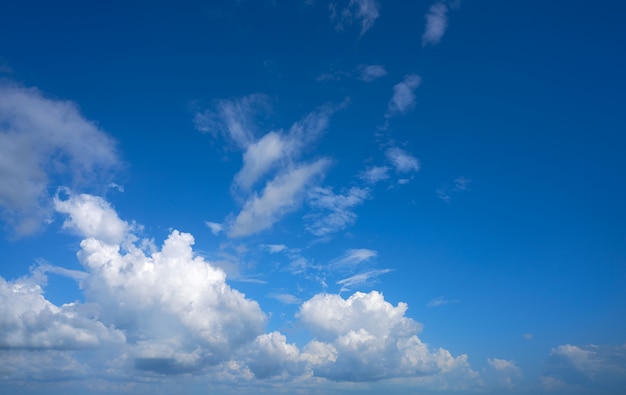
296 291 473 381
53 191 267 374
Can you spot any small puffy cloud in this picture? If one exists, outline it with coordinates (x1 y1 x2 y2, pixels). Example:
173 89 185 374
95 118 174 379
193 93 270 150
360 165 390 184
229 159 331 237
358 64 387 82
386 147 420 173
234 131 285 191
206 221 223 235
54 189 129 245
0 82 119 236
387 74 421 116
423 2 449 46
305 186 369 236
297 291 474 381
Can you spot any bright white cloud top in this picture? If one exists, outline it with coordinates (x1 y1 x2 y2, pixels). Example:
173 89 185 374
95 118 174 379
1 1 625 394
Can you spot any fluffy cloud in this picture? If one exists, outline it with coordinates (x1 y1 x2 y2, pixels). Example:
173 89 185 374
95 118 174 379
358 64 387 82
360 165 390 184
0 274 124 350
386 147 420 173
305 186 369 236
229 159 331 237
387 74 422 116
0 83 119 236
542 343 626 391
423 2 449 46
54 189 129 245
297 291 474 381
53 192 267 374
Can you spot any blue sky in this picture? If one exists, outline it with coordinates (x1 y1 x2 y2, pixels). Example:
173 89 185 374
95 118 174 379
1 0 625 394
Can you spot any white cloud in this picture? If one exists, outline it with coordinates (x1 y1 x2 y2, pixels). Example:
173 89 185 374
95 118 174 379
206 221 223 235
331 248 377 269
233 104 335 192
358 64 387 82
0 274 124 350
542 344 626 392
427 296 458 307
305 186 369 236
234 131 285 191
360 165 390 184
332 0 380 36
337 269 393 291
54 189 129 245
0 83 119 236
423 2 449 46
264 243 287 253
268 293 302 305
485 358 523 389
387 74 422 116
229 159 330 237
193 93 270 150
437 176 470 203
245 332 303 379
386 147 420 173
297 291 474 381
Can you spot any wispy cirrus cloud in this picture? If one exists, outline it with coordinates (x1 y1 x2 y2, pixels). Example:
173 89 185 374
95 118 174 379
437 176 470 203
229 159 331 237
337 268 393 292
386 147 420 173
427 296 459 307
331 0 380 36
305 186 370 236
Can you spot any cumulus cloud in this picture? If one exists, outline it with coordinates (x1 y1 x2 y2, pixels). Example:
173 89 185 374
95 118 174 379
45 192 268 374
358 64 387 82
542 344 626 390
0 82 119 236
229 159 331 237
387 74 422 116
422 2 449 46
386 147 420 173
297 291 474 381
54 189 129 245
0 274 124 350
305 186 369 236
